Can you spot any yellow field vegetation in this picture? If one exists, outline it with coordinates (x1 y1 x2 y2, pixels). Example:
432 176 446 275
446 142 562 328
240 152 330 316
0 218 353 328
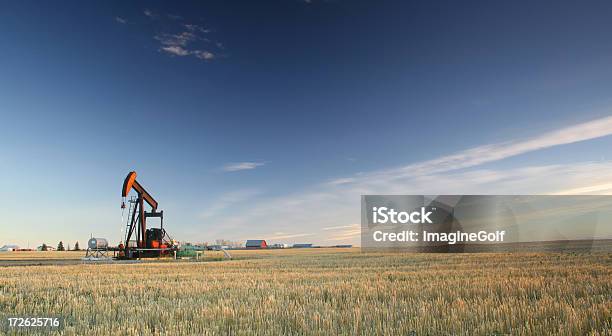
0 251 84 260
0 249 610 335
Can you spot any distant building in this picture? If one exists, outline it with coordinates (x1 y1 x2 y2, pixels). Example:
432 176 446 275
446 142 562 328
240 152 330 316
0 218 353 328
245 240 268 249
0 245 19 252
208 245 230 251
292 243 313 248
269 243 289 249
334 245 353 248
36 245 56 251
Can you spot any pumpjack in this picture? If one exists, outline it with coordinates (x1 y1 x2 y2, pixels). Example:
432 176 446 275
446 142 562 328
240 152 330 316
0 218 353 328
119 171 176 259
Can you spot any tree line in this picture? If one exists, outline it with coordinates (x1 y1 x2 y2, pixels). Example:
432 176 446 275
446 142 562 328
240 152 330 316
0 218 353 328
39 241 80 251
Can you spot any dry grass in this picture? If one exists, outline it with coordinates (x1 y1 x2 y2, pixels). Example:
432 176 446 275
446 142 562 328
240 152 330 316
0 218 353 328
0 251 84 260
0 249 610 335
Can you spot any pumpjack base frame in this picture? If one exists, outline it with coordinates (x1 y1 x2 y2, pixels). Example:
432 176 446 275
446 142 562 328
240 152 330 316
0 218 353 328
116 247 178 260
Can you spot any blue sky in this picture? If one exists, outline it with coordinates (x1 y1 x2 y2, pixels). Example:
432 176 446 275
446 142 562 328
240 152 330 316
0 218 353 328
1 1 612 247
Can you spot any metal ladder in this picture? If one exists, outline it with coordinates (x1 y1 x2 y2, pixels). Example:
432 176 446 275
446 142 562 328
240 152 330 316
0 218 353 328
123 196 137 244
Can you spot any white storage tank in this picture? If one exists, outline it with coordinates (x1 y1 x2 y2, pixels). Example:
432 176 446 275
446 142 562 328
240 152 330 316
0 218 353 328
88 238 108 249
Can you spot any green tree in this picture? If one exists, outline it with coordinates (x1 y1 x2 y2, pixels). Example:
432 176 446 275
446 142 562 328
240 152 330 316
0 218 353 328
74 241 80 251
57 241 65 251
41 243 48 251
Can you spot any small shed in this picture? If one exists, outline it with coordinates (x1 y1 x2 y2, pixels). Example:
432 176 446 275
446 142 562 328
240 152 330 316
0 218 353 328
245 240 268 249
0 245 19 252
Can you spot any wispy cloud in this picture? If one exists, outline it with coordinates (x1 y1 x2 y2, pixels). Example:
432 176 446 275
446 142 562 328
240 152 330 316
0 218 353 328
549 182 612 195
322 224 359 231
223 162 265 172
199 189 261 220
143 9 158 19
260 232 315 240
194 50 215 60
184 24 211 34
327 228 361 241
201 115 612 245
160 46 190 56
328 178 355 186
352 115 612 183
159 46 216 60
155 23 217 60
117 9 222 61
156 32 198 47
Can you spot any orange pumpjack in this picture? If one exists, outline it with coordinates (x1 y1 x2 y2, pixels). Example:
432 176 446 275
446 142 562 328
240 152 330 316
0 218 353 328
119 171 175 259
